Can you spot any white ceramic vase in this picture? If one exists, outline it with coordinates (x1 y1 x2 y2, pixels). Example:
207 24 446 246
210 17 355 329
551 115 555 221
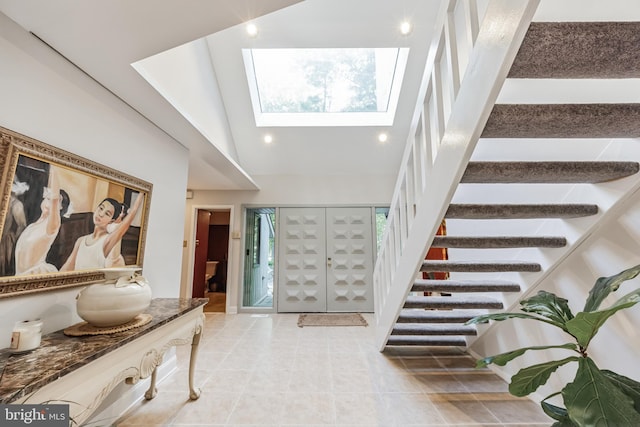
76 267 152 327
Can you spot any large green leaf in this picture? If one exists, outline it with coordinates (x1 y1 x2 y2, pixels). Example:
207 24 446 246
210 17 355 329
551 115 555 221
466 311 558 327
520 291 574 329
611 286 640 308
544 402 570 421
563 357 640 426
552 421 578 427
509 357 579 397
542 399 577 426
566 290 640 348
601 370 640 413
583 264 640 312
542 392 571 422
475 343 578 368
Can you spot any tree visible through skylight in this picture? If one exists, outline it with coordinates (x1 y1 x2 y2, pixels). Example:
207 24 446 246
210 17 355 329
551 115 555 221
251 48 399 114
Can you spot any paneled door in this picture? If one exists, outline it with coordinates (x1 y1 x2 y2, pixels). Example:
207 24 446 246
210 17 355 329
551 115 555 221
326 207 374 312
278 208 327 312
277 207 374 313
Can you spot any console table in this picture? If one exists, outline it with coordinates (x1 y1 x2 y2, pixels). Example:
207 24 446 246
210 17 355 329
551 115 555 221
0 298 207 425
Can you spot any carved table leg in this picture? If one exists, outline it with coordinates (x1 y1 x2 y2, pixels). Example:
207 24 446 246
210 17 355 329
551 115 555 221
188 322 203 400
144 367 158 400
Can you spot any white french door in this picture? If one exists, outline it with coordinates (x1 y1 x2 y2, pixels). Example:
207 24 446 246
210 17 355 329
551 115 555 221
325 207 374 312
277 207 374 313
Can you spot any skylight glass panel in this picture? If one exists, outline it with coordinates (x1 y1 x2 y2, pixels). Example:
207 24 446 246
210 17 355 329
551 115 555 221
243 47 409 127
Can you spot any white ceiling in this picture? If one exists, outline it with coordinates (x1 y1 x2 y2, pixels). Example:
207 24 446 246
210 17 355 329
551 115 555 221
0 0 440 190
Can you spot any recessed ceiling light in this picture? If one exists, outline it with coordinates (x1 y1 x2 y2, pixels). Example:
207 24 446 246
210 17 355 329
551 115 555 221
264 134 273 144
246 23 258 38
378 133 388 143
400 21 412 36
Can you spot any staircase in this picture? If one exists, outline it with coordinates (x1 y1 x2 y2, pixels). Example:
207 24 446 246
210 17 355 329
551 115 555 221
390 162 638 347
375 0 640 350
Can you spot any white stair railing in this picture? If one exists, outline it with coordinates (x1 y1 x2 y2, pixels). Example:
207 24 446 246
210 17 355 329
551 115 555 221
373 0 540 351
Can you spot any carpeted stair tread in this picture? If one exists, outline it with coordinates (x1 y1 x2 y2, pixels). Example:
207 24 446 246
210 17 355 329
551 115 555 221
461 161 639 183
392 323 477 336
481 104 640 139
432 235 566 248
411 279 520 293
421 260 541 272
404 295 504 310
386 336 467 346
446 203 598 219
397 309 483 323
509 22 640 79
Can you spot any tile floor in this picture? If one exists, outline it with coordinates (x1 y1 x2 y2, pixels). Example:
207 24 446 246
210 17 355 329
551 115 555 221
116 313 550 426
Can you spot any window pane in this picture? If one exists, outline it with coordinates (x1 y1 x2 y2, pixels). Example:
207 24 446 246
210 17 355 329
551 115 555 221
251 48 399 114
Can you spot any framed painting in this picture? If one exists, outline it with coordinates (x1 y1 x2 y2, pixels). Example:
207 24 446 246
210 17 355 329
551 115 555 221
0 126 152 298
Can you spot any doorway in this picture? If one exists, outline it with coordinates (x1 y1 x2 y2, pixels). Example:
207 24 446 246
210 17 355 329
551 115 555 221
242 208 275 309
192 208 230 312
277 207 374 313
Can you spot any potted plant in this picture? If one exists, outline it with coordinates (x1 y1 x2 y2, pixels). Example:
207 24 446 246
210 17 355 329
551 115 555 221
466 264 640 426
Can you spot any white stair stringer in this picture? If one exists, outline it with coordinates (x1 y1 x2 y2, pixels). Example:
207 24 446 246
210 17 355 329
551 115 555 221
373 0 541 351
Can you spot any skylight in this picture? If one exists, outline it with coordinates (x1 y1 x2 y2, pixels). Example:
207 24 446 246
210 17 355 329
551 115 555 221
243 47 409 127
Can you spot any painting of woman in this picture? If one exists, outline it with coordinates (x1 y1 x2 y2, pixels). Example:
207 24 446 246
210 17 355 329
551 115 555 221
14 167 72 275
60 192 143 271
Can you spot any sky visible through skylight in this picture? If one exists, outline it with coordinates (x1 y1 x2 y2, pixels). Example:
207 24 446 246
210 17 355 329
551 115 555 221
251 48 400 114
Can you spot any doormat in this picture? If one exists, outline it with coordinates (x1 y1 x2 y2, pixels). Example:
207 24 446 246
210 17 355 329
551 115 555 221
297 313 368 328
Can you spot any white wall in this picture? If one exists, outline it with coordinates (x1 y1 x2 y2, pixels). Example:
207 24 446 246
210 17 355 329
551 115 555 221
132 38 240 162
0 12 188 340
468 187 640 403
181 173 395 312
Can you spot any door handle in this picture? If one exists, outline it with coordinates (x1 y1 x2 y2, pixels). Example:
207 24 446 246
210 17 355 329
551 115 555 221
327 257 332 267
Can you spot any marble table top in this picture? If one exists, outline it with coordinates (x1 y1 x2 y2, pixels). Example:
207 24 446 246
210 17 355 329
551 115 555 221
0 298 207 404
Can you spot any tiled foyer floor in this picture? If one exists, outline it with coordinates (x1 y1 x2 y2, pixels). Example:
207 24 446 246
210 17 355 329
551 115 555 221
116 313 549 426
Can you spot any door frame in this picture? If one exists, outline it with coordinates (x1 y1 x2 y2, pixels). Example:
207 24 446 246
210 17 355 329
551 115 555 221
238 206 278 313
185 204 234 310
238 205 380 314
240 208 277 312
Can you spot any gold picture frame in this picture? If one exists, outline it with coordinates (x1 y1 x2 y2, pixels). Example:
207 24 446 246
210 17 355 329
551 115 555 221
0 126 152 298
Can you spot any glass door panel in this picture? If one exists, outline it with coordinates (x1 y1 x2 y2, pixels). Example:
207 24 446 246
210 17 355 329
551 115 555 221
242 208 275 308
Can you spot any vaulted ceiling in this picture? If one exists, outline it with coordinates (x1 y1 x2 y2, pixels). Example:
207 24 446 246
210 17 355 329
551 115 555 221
0 0 440 190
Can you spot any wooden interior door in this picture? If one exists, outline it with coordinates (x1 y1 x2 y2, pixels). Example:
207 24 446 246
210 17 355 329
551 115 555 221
191 209 210 298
